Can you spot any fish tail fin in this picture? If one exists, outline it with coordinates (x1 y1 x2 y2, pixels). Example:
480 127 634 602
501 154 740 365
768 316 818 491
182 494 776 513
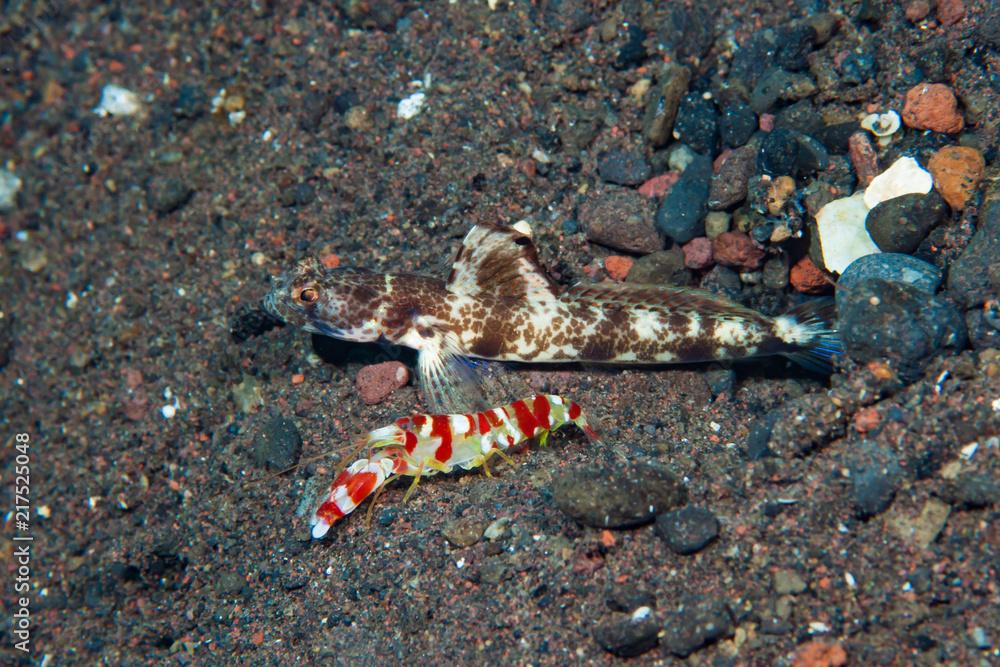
771 298 842 374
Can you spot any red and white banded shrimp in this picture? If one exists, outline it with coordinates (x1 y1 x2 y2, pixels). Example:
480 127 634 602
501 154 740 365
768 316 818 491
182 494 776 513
310 394 599 538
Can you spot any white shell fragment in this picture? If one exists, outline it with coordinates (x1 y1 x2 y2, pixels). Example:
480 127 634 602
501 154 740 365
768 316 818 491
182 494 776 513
815 192 880 274
512 220 534 237
93 84 144 117
863 156 933 209
397 91 426 120
860 110 901 137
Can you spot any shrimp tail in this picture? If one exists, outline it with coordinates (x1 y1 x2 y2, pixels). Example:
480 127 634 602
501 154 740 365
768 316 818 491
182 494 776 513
310 457 397 539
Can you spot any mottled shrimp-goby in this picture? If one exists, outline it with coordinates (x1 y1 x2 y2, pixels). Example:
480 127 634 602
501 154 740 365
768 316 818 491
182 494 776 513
264 223 841 412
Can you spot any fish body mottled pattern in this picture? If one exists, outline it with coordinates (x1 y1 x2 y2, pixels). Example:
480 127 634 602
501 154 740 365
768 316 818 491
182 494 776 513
265 223 840 412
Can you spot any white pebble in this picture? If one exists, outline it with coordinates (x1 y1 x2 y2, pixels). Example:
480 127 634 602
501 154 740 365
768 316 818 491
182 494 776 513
631 606 652 622
815 192 879 274
397 92 426 120
863 156 933 209
0 169 22 212
93 84 144 117
161 404 176 419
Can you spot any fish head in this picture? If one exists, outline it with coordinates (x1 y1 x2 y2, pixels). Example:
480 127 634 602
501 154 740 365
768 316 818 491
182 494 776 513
264 258 387 342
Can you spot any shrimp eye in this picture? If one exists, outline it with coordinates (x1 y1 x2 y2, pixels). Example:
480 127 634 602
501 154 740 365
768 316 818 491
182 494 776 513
297 286 319 304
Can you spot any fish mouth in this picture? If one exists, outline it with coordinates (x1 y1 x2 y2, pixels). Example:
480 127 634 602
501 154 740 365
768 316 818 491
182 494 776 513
304 319 348 339
262 289 288 323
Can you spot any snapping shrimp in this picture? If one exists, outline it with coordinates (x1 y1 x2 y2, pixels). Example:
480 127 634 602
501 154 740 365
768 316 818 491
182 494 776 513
310 394 599 538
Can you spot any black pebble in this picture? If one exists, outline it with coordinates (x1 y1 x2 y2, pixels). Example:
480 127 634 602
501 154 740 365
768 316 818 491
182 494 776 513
745 411 779 460
940 474 1000 509
230 306 283 342
593 615 660 658
850 442 902 519
775 24 817 71
300 89 334 131
655 506 720 555
758 128 799 176
607 587 657 613
597 149 652 186
662 598 734 657
333 90 359 114
172 84 208 119
840 52 877 86
719 102 757 147
674 93 719 155
253 415 304 471
616 23 647 69
865 192 947 254
146 176 194 214
280 182 316 207
655 153 712 243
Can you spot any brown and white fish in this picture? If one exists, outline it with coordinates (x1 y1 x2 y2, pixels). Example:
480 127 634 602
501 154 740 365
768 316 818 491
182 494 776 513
264 223 841 412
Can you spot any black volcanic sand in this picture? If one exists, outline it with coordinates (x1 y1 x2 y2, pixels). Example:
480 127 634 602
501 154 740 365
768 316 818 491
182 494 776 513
1 2 998 665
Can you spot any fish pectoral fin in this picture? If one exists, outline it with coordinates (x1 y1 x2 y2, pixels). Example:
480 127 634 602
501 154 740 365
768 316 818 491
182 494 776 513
445 223 560 301
416 328 489 414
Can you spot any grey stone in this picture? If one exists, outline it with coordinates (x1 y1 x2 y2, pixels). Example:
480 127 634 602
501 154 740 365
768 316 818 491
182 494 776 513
644 64 691 147
252 415 303 470
593 614 659 658
708 146 756 210
656 153 712 243
837 254 943 312
580 187 662 254
552 464 687 528
146 176 193 214
627 247 690 286
750 68 817 114
772 569 808 595
947 198 1000 309
839 279 968 378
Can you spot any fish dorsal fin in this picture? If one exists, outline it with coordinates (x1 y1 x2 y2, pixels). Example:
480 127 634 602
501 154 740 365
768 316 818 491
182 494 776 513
446 223 560 300
565 281 764 320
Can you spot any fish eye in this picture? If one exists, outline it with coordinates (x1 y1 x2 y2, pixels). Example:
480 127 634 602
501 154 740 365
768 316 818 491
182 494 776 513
296 286 320 304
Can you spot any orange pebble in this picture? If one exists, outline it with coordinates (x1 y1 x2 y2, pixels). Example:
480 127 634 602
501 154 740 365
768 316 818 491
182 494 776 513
320 253 341 269
600 530 616 548
853 407 880 433
792 641 847 667
291 373 305 385
790 256 831 294
604 255 634 281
